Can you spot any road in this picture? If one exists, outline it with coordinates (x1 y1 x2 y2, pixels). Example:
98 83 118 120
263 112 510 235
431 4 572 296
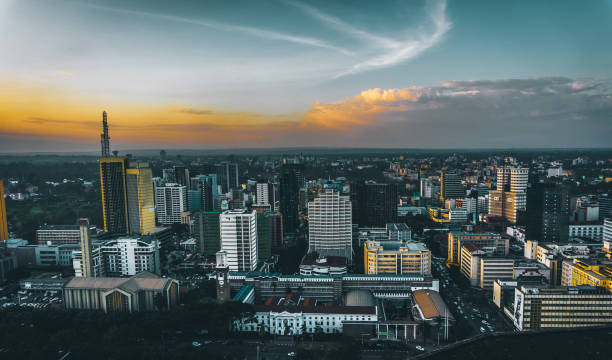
431 257 510 338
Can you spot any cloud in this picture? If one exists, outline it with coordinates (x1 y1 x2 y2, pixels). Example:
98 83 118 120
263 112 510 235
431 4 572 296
2 77 611 151
283 0 399 48
334 0 452 78
73 1 352 55
304 88 422 129
169 108 215 116
25 117 99 127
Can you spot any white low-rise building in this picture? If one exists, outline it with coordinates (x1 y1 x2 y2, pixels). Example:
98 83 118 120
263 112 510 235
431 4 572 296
235 304 377 335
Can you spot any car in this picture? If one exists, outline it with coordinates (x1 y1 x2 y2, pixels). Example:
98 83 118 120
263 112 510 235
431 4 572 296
416 346 425 351
192 341 201 347
288 352 297 357
479 327 486 333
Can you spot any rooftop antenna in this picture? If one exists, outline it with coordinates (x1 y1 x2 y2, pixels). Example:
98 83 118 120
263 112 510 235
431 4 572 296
100 111 110 157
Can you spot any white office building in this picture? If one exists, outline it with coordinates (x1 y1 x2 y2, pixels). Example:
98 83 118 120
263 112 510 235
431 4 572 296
255 181 274 208
73 238 161 277
220 210 258 272
155 183 187 225
308 189 352 262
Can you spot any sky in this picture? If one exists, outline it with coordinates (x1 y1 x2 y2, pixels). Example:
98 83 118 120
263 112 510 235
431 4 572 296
1 0 612 152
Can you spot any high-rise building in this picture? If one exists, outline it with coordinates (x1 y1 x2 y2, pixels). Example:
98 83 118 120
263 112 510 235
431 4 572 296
100 157 129 234
364 240 431 275
220 210 258 272
280 163 304 234
194 211 221 256
173 165 190 189
79 218 95 278
440 170 464 202
0 180 8 241
256 212 283 261
488 190 526 223
98 113 129 234
188 174 217 211
447 232 509 266
496 167 529 192
526 183 569 243
255 180 275 208
216 161 239 194
155 183 187 225
488 167 528 224
599 194 612 221
100 237 161 276
420 178 434 199
351 181 398 227
308 189 352 261
126 162 155 235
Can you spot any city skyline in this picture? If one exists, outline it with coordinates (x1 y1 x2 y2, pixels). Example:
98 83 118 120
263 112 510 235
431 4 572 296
1 0 612 152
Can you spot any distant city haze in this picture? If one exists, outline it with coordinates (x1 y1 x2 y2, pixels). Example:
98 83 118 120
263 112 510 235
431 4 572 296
1 0 611 152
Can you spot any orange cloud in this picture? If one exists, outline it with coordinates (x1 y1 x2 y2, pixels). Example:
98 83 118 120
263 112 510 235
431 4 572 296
0 79 423 148
304 87 421 129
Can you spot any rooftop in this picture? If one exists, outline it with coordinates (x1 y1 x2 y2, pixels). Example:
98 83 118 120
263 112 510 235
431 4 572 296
64 272 173 292
253 304 376 315
300 252 347 267
413 290 455 321
38 225 80 231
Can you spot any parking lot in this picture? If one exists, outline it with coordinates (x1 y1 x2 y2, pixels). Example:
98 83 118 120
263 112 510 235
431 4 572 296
0 290 63 309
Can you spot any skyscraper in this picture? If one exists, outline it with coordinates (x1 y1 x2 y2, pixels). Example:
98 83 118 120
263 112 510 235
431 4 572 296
194 211 221 256
100 157 129 234
488 167 528 224
155 183 187 225
308 189 352 261
99 113 129 234
126 162 156 235
220 210 258 271
256 212 283 261
526 182 569 243
100 111 110 157
173 165 190 189
0 180 8 241
280 163 304 234
440 170 464 202
79 218 94 278
599 194 612 221
188 175 217 211
255 179 275 208
216 161 239 194
351 181 398 227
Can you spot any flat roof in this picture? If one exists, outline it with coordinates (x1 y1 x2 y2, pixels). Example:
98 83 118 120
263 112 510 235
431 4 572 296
64 272 172 292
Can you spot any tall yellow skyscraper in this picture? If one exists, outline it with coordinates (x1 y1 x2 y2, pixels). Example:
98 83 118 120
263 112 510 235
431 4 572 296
0 180 8 241
126 162 156 235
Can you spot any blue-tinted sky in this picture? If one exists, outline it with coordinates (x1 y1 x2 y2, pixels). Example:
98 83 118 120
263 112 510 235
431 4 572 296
1 0 611 151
